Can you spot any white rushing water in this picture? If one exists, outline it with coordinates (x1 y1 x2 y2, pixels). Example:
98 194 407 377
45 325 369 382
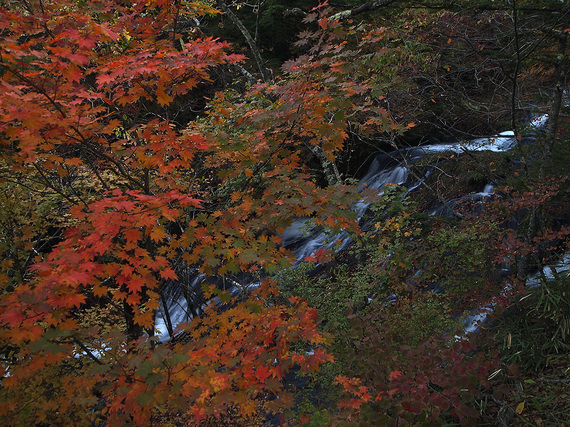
458 253 570 339
156 130 527 341
287 132 517 263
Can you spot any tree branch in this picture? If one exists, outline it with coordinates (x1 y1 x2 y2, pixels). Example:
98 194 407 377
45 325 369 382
217 0 271 82
73 338 104 365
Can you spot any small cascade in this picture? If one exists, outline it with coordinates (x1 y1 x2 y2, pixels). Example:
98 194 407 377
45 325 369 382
284 151 416 264
458 253 570 339
285 133 517 261
420 131 517 154
156 131 521 340
530 113 549 130
155 272 206 340
429 182 496 217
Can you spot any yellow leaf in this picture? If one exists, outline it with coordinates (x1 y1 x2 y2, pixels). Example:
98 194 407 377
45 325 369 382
156 88 173 106
150 226 167 242
515 401 525 414
1 259 14 269
93 284 109 297
146 298 159 311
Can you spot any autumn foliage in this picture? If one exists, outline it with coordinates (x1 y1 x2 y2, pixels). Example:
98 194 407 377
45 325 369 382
0 0 357 423
0 0 416 421
1 0 569 424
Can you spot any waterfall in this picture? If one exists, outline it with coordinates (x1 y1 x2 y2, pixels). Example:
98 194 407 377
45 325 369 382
156 131 520 341
285 133 518 263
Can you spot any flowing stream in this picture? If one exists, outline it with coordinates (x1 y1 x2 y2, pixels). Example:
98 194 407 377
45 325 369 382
282 131 518 263
156 130 533 341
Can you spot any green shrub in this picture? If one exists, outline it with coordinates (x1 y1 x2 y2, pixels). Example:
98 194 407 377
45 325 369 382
493 267 570 371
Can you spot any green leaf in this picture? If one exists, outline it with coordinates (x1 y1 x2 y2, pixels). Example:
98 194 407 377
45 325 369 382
219 291 232 303
170 353 190 365
333 110 345 122
137 361 154 377
145 372 163 387
136 391 153 405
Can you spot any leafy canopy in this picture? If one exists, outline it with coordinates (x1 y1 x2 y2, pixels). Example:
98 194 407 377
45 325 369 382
0 0 381 423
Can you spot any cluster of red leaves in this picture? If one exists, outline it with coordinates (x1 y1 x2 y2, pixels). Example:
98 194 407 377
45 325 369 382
487 178 570 264
1 279 335 424
330 332 495 425
0 0 344 423
378 340 494 424
1 0 479 423
1 189 200 340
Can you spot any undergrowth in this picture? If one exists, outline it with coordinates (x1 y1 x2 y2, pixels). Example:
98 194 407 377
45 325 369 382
276 175 570 425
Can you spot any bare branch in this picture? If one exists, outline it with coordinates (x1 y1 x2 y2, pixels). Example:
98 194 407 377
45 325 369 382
217 0 272 82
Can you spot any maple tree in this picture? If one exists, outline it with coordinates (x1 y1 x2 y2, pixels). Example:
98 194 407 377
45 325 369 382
1 0 568 424
0 0 409 423
0 0 367 423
